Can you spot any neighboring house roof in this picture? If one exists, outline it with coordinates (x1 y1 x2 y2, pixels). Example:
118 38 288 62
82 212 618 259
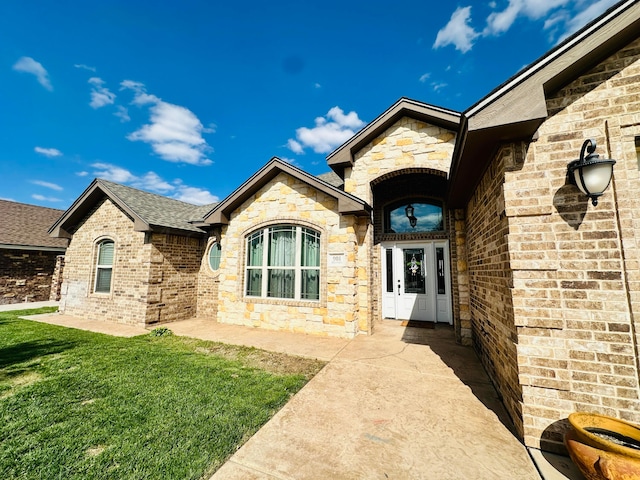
0 200 67 251
203 157 371 226
50 179 214 238
327 97 461 176
447 0 640 207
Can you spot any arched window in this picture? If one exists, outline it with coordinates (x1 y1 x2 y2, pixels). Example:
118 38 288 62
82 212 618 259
384 201 444 233
246 225 320 301
94 239 114 293
207 242 222 271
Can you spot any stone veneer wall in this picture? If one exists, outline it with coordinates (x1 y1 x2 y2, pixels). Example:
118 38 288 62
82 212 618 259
145 233 204 324
0 249 61 304
343 116 463 335
216 172 363 338
60 198 152 325
468 38 640 452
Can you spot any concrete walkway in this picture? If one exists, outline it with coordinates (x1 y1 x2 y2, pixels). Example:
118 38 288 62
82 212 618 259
12 306 584 479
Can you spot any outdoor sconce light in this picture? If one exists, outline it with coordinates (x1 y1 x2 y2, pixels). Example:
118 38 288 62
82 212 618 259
405 204 417 228
567 139 616 206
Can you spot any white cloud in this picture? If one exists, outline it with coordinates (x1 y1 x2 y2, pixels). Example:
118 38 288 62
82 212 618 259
435 0 614 53
432 82 448 92
13 57 52 91
172 186 219 205
91 163 218 205
419 73 431 83
88 77 116 109
74 63 96 72
433 7 479 53
31 180 63 191
114 105 130 122
92 162 137 183
76 171 89 177
287 139 304 154
34 146 62 157
288 106 365 155
484 0 569 36
121 80 213 166
32 194 61 202
561 0 618 39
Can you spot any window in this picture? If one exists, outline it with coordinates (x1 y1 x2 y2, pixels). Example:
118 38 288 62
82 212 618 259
94 239 114 293
246 225 320 301
384 201 444 233
208 242 222 271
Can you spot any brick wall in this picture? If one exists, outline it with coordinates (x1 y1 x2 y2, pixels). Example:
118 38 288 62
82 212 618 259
60 198 152 325
49 255 65 301
146 233 204 324
468 38 640 452
465 146 523 438
196 235 220 320
0 248 61 304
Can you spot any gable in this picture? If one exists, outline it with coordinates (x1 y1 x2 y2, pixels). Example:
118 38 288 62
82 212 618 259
203 157 370 226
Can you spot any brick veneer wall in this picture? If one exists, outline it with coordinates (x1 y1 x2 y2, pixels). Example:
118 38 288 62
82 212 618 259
468 38 640 452
196 235 220 320
60 199 152 325
49 255 65 301
465 146 523 438
215 172 363 338
145 233 204 324
0 249 61 304
60 198 207 326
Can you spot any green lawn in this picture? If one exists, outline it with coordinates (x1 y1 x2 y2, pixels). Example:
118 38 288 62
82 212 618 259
0 308 324 480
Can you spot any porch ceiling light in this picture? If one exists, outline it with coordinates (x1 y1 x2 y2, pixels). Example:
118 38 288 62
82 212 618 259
567 139 616 207
405 204 417 228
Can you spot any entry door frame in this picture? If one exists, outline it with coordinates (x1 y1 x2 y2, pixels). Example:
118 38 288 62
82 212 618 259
381 240 452 324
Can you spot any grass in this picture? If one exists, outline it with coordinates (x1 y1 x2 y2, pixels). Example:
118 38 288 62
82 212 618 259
0 308 325 480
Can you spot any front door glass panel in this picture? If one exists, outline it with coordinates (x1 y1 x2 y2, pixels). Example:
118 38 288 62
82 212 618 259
403 248 425 294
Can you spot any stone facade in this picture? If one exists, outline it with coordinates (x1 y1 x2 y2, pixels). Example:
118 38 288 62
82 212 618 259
0 249 60 304
215 172 363 337
466 37 640 452
342 116 462 337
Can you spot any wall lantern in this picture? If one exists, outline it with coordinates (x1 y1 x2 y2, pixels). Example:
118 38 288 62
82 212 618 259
567 139 616 206
405 204 417 228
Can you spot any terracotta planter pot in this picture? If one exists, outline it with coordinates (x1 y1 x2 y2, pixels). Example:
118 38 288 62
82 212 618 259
565 429 640 480
568 412 640 460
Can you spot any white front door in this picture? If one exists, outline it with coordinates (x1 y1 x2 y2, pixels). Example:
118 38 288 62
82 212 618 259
381 242 452 323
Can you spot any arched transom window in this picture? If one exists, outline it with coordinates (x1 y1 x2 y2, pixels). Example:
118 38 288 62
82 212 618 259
245 225 320 301
385 201 444 233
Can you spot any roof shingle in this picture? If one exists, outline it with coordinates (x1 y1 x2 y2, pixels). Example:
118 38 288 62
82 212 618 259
0 200 67 249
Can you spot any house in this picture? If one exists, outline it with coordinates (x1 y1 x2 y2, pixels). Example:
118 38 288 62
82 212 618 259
0 200 67 304
50 0 640 453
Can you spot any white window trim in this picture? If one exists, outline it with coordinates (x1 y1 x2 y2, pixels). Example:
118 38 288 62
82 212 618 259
245 225 320 301
207 241 222 272
94 239 114 294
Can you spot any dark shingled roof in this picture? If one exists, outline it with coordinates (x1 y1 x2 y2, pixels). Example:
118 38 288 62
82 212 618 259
97 179 214 233
316 171 344 189
0 200 67 250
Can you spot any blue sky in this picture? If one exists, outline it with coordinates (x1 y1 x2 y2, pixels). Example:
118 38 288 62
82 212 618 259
1 0 619 209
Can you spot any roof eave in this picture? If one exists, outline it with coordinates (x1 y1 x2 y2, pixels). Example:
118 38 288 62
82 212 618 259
447 0 640 209
48 179 152 238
